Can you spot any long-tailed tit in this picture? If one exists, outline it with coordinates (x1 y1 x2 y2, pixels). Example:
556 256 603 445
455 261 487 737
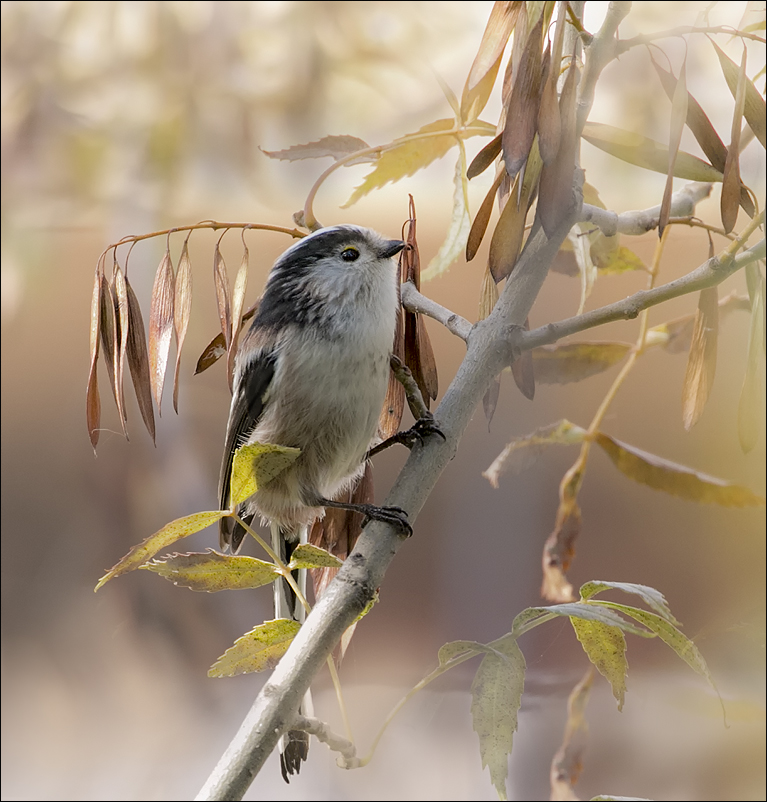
218 224 407 780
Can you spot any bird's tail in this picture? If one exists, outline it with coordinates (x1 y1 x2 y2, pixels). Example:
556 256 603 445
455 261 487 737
271 521 313 783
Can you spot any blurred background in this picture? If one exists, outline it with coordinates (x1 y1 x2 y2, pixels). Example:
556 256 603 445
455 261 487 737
1 2 764 800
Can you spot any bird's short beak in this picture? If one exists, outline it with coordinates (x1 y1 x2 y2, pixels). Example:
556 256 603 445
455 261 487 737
381 240 406 259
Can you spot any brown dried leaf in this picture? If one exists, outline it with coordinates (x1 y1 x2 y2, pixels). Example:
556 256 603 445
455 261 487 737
227 242 249 393
651 55 755 218
194 299 260 375
682 287 719 430
511 318 535 400
542 500 580 603
125 277 156 443
594 432 765 506
262 135 374 165
550 670 594 801
537 53 579 236
99 273 117 406
479 265 499 320
380 300 405 439
582 122 723 182
711 40 766 149
467 133 502 180
213 243 231 350
488 138 543 280
171 241 193 413
721 48 748 234
660 59 688 237
502 12 544 179
461 1 522 123
738 275 765 453
483 377 501 429
112 263 130 436
87 265 102 450
537 46 561 165
148 249 175 414
532 342 632 384
467 169 505 261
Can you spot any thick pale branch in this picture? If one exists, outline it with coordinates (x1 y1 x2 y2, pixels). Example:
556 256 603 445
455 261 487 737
521 237 765 351
195 181 583 802
581 183 713 236
400 281 472 341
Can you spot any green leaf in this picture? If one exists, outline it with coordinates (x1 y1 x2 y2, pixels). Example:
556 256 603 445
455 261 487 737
594 432 765 507
229 442 301 507
140 550 278 591
287 543 343 571
438 640 508 665
421 146 471 281
579 581 680 626
512 603 653 638
208 619 301 677
471 636 526 799
582 122 724 182
95 510 226 591
570 618 627 710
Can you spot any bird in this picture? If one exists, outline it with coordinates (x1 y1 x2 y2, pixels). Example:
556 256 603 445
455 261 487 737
218 224 408 781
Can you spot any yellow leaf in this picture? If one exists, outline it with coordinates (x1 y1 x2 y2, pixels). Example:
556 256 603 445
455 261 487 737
738 276 766 452
682 287 719 430
95 510 226 590
287 543 343 571
229 442 301 507
140 550 278 591
594 432 765 506
571 618 626 710
208 619 301 677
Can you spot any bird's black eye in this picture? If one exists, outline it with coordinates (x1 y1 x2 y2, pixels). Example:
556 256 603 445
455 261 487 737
341 247 360 262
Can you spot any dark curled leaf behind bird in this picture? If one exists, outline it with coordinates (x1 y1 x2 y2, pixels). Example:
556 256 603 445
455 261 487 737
217 225 408 780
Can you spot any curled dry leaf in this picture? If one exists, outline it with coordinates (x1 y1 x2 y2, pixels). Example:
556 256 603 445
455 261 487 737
483 419 586 487
379 295 405 439
582 122 723 182
659 59 688 237
125 277 156 443
721 48 748 234
262 135 374 165
532 342 632 385
681 287 719 430
87 265 102 450
228 241 249 392
502 12 544 180
172 240 192 413
537 46 561 166
148 249 175 414
213 242 231 351
479 266 501 426
542 499 580 603
550 670 595 801
483 378 501 429
594 432 765 506
99 272 117 406
461 1 522 123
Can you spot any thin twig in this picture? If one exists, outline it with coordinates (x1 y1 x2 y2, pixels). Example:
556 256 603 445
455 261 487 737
400 281 472 341
619 25 766 53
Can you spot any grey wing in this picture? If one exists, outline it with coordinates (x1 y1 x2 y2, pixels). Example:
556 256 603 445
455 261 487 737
219 348 277 552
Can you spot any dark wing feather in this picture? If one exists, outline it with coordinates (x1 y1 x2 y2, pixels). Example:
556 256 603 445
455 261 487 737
219 348 277 551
